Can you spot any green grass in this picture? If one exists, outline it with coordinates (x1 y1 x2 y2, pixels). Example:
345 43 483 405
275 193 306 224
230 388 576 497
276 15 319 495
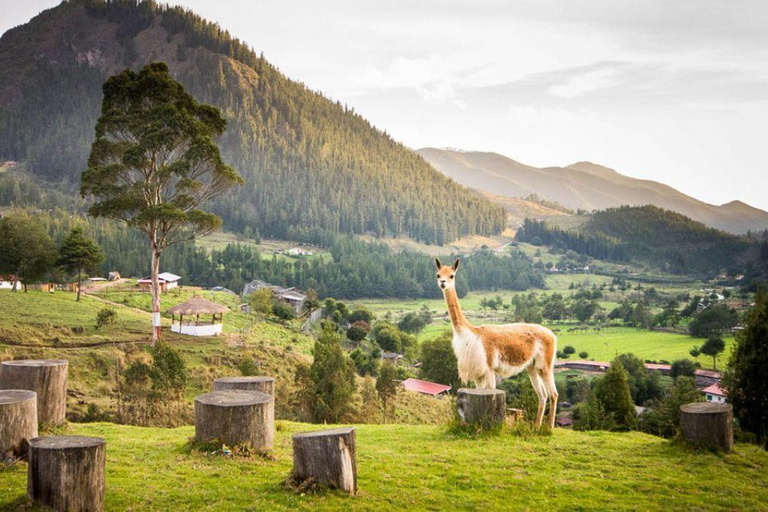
0 290 151 346
1 422 766 510
91 286 253 333
553 326 734 366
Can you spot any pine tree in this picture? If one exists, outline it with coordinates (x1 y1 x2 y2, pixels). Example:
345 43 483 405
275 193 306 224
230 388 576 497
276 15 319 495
595 359 637 430
308 322 357 423
723 292 768 444
58 226 104 301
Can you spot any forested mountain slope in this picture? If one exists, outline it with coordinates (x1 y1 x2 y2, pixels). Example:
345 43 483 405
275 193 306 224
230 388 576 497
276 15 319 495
0 0 504 245
516 205 759 276
418 148 768 234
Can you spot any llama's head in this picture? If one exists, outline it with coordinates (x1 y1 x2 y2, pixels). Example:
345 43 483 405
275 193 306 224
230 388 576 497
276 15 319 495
435 258 460 291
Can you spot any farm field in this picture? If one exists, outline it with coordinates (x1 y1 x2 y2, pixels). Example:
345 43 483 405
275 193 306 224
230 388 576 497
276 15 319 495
1 422 767 511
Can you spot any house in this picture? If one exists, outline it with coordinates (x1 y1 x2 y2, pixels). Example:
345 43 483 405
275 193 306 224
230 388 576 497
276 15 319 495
286 247 313 256
137 272 181 293
0 275 21 290
702 383 727 404
242 280 307 314
401 378 451 397
381 351 404 365
2 161 17 168
167 297 229 337
555 416 573 427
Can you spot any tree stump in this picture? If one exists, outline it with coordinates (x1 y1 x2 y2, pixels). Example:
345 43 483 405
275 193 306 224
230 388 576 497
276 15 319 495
0 390 38 459
27 436 106 512
680 402 734 452
456 388 506 429
292 427 356 494
213 376 275 397
194 390 273 450
0 360 68 425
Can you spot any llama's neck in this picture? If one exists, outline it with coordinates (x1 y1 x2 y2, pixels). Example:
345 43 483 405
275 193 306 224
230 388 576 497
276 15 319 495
443 288 471 331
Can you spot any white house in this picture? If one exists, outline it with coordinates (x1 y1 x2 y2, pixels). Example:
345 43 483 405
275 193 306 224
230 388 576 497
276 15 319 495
137 272 181 292
702 383 727 404
0 275 21 290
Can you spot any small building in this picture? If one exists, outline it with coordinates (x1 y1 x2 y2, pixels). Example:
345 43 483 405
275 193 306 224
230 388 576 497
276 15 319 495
555 416 573 428
167 297 229 337
137 272 181 293
286 247 313 256
108 271 121 281
401 378 451 398
0 275 21 290
381 351 404 366
702 383 727 404
28 283 55 293
242 280 307 314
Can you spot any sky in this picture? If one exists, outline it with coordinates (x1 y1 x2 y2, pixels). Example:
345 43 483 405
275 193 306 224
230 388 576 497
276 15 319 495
2 0 768 210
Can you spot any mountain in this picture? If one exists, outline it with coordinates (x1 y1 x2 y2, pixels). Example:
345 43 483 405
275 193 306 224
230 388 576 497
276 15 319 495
0 1 505 246
516 205 753 276
418 148 768 234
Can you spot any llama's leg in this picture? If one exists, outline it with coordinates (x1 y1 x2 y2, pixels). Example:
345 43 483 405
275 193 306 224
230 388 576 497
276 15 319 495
484 370 497 389
526 367 547 428
541 368 559 429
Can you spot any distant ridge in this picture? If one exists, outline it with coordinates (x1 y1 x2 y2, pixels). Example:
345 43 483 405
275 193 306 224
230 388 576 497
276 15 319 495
418 148 768 234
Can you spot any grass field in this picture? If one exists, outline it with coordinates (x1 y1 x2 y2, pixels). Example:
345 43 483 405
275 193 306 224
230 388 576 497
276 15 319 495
1 422 766 511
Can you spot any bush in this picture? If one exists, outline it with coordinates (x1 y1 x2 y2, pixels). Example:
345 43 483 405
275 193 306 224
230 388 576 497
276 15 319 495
419 331 460 391
670 359 696 380
346 320 370 342
579 351 589 359
639 376 702 438
238 356 258 376
563 345 576 355
272 301 296 320
556 351 569 359
95 308 117 329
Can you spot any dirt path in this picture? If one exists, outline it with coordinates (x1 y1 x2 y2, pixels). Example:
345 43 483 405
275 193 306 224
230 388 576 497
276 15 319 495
81 293 153 317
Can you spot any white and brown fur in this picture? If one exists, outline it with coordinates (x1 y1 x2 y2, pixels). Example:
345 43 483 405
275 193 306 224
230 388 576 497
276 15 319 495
436 258 559 428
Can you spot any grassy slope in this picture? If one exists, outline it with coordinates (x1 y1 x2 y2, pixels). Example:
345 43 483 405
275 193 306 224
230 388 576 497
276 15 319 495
2 422 767 511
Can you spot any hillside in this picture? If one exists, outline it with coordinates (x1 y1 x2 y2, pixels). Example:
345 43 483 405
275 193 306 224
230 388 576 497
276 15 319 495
2 422 767 510
418 148 768 234
0 0 505 245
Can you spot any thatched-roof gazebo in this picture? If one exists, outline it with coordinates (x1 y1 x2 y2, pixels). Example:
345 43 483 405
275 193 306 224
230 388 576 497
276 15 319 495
168 297 229 337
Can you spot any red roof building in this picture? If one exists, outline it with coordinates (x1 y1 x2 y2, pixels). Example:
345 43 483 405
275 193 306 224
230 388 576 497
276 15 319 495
702 383 727 404
401 378 451 397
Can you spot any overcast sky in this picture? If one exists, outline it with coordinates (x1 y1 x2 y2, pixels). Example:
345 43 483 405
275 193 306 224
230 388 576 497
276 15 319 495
3 0 768 209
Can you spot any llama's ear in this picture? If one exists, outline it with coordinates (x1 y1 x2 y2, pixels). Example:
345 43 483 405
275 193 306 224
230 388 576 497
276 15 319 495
453 258 460 271
435 258 442 269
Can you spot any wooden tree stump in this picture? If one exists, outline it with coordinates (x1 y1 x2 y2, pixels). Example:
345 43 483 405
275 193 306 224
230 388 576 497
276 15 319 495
0 360 68 425
194 390 274 450
213 376 275 397
456 388 506 429
27 436 106 512
680 402 734 452
0 390 38 459
292 427 356 494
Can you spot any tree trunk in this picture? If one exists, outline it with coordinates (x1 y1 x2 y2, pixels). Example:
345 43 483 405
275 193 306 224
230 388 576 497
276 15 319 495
0 360 68 425
194 390 274 451
680 402 733 452
151 241 161 346
27 436 106 512
76 267 81 302
213 376 275 397
0 389 38 459
456 388 506 429
292 427 357 494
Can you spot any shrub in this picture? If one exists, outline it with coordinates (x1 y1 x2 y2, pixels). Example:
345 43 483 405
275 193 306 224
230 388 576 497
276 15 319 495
563 345 576 355
272 301 296 320
95 308 117 329
579 351 589 359
346 320 370 342
419 331 460 391
670 359 696 380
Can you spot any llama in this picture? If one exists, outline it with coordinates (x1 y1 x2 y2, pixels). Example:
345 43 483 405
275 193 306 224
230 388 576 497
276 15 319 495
436 258 558 428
